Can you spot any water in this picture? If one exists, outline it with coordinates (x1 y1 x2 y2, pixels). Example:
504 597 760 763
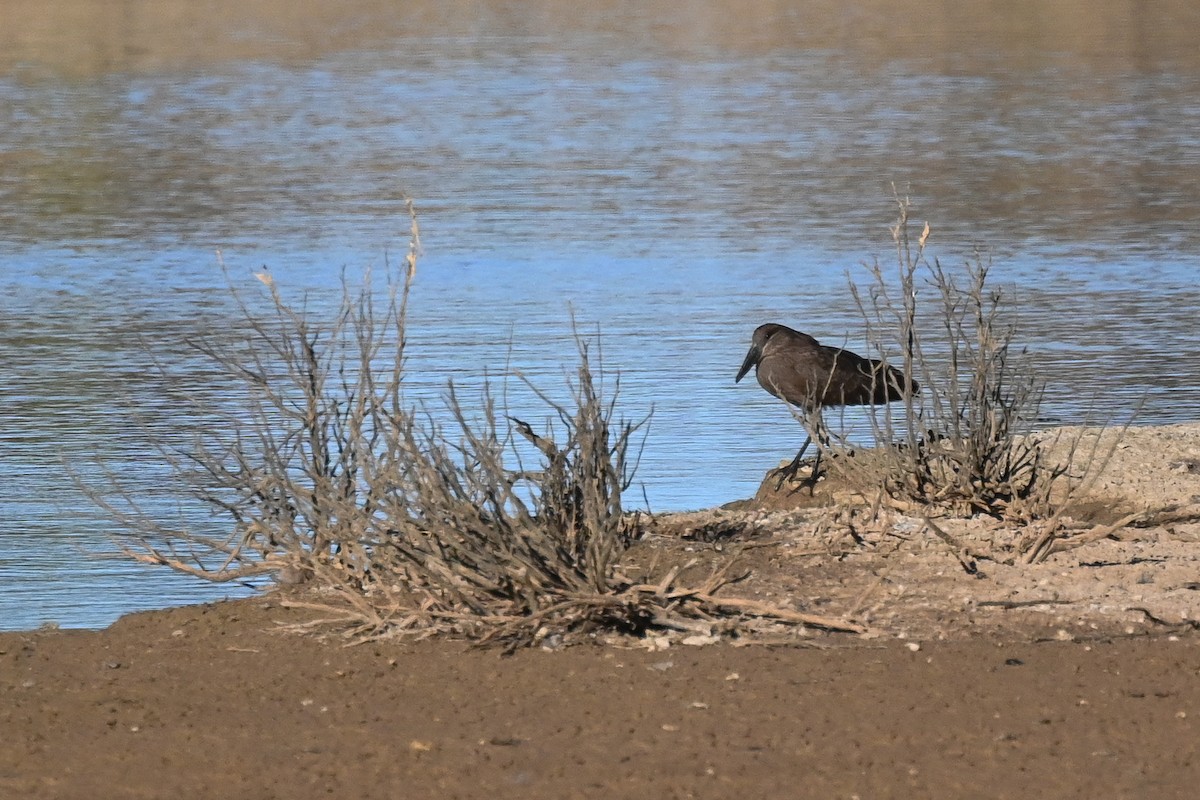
3 0 1200 630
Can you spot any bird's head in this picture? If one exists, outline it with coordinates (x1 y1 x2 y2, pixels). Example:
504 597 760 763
735 323 789 383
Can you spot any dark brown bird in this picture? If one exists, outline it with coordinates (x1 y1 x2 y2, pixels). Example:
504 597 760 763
735 323 918 482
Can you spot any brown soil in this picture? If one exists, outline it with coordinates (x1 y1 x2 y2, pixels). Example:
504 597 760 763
4 423 1200 799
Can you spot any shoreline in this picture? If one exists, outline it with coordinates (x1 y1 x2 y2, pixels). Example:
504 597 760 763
11 421 1200 639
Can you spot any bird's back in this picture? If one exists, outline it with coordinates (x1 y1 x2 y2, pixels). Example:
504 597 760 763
756 328 913 409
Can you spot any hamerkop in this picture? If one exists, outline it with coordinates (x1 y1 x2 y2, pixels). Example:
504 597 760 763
735 323 918 482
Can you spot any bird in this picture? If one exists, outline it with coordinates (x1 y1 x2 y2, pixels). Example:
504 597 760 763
735 323 918 485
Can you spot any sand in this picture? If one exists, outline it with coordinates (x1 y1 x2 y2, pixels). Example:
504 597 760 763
4 423 1200 798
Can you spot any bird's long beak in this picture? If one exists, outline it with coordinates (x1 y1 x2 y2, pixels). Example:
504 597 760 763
735 343 760 383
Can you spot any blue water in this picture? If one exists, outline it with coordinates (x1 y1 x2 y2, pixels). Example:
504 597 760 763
3 7 1200 629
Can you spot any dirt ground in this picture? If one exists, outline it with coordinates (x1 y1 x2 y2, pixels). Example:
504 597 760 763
4 424 1200 799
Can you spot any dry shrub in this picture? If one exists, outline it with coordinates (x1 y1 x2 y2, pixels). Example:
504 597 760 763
89 204 862 645
817 196 1120 546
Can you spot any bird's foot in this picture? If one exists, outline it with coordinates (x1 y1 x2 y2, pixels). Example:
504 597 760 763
772 459 820 493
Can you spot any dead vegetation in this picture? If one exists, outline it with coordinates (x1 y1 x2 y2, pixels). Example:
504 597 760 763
770 196 1128 563
85 203 864 646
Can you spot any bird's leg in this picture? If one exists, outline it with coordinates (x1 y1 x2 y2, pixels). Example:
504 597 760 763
773 436 812 490
808 446 824 487
812 428 832 480
799 408 830 491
